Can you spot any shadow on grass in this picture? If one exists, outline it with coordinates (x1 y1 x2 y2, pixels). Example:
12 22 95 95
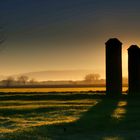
0 93 103 101
49 96 140 140
3 95 140 140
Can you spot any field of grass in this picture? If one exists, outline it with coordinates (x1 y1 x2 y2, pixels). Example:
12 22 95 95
0 89 140 140
0 87 128 93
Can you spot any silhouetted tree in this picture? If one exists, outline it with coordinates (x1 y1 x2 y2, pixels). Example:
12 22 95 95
17 75 29 85
84 73 100 83
2 77 15 87
29 78 37 85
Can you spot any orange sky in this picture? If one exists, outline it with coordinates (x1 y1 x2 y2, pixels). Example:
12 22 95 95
1 0 140 80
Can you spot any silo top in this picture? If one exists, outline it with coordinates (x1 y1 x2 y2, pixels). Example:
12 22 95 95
105 38 122 46
128 45 140 51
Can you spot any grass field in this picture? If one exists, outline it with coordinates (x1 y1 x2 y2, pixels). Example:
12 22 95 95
0 87 128 93
0 88 140 140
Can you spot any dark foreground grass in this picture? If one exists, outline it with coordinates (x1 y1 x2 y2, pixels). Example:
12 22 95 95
0 92 140 140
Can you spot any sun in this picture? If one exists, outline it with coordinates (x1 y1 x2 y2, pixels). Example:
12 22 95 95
122 47 128 78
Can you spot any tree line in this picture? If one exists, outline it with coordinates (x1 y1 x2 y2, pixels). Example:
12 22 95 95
0 76 36 87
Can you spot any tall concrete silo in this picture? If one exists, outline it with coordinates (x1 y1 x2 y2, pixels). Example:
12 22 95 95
106 38 122 96
128 45 140 95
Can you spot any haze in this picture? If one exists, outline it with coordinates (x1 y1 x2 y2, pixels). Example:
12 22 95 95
1 0 140 80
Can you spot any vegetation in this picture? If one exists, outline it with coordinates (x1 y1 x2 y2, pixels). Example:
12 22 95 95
84 73 100 82
0 91 140 140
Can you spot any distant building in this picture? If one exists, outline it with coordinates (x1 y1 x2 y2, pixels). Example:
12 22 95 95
128 45 140 95
105 38 122 96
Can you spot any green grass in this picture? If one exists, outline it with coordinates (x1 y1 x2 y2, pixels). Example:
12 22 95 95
0 91 140 140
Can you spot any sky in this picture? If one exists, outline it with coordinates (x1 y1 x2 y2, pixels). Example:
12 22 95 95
0 0 140 79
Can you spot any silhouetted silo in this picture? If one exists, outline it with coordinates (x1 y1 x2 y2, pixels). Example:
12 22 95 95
106 38 122 96
128 45 140 95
